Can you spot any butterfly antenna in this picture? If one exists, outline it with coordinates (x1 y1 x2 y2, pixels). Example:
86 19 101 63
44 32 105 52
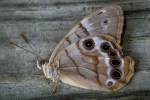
20 32 44 70
20 32 42 60
9 41 35 54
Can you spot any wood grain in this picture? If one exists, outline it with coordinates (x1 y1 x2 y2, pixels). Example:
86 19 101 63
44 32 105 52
0 0 150 100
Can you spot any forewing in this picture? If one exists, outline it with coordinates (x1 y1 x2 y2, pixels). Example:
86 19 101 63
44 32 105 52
81 5 124 44
49 5 124 64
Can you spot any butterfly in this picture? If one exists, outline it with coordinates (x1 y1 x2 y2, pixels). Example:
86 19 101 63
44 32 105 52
10 5 135 92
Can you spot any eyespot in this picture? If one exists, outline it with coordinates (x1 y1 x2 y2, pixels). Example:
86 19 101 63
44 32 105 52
107 81 113 87
111 69 122 80
103 19 108 25
83 38 95 50
110 59 121 67
100 42 110 52
109 50 117 57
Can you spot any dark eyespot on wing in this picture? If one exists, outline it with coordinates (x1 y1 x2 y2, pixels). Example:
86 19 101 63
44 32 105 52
109 50 117 57
100 42 110 52
107 80 113 87
103 19 108 25
83 38 95 50
111 69 122 80
110 59 121 67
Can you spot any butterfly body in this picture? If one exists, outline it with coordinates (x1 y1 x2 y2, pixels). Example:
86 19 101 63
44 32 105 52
40 5 135 92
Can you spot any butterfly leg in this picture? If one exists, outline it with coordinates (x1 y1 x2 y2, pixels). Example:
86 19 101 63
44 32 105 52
50 80 59 95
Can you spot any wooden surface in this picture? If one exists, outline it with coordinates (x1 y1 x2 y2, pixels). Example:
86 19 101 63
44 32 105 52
0 0 150 100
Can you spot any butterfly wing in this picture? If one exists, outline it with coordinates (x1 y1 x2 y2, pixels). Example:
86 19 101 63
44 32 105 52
58 41 110 91
49 5 123 64
81 5 124 44
57 35 134 91
44 5 134 92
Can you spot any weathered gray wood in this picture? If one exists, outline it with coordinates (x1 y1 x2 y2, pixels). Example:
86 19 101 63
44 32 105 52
0 0 150 100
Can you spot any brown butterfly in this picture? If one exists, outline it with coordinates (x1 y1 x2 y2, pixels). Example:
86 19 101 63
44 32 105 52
11 5 135 92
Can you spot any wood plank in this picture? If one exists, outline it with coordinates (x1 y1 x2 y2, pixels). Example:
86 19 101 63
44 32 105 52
0 0 150 100
0 1 150 21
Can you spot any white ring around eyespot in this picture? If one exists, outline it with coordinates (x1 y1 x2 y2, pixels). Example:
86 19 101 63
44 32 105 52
108 47 124 79
105 78 116 87
79 37 104 53
95 38 118 86
79 37 95 52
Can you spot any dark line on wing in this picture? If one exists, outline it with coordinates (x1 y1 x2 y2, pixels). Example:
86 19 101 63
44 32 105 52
65 49 86 79
65 37 71 44
79 23 90 36
97 11 103 15
76 40 84 54
75 32 81 38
